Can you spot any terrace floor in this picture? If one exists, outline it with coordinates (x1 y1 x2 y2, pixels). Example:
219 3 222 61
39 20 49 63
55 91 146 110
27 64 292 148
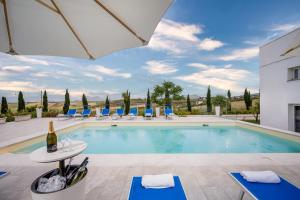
1 153 300 200
0 116 300 200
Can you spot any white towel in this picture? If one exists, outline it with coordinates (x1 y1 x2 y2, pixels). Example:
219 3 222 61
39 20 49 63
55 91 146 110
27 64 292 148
142 174 175 189
241 171 281 183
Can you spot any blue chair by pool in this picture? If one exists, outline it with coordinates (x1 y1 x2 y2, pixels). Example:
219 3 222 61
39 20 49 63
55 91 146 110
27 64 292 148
164 107 175 119
144 108 153 120
57 109 77 119
230 172 300 200
0 171 8 178
129 107 138 119
128 176 187 200
81 109 91 118
116 108 124 118
98 108 110 119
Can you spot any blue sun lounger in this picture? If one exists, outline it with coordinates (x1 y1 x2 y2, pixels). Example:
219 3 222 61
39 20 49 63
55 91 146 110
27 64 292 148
0 171 8 178
129 107 138 119
81 109 91 118
116 108 124 118
144 108 153 120
128 176 187 200
62 109 77 119
230 172 300 200
164 108 175 119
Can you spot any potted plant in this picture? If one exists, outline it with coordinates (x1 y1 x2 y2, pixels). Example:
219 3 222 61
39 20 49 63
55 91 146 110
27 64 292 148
14 111 32 122
36 106 42 118
0 114 6 124
212 95 227 116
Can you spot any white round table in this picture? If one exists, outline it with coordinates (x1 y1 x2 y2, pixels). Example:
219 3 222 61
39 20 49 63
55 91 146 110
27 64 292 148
30 140 87 176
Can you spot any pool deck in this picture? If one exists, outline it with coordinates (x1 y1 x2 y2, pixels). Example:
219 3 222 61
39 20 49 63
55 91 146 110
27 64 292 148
1 116 300 200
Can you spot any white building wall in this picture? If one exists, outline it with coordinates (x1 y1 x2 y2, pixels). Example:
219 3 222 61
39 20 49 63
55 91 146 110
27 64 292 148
260 28 300 132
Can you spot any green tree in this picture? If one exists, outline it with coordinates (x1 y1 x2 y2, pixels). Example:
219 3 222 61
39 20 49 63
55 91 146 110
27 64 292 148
206 86 212 112
252 101 260 123
151 81 183 106
146 89 151 109
63 89 70 114
187 94 192 112
244 88 252 110
164 87 171 108
212 95 227 108
42 90 48 112
105 96 110 109
17 91 25 112
1 97 8 114
227 90 231 112
82 93 88 109
122 90 131 115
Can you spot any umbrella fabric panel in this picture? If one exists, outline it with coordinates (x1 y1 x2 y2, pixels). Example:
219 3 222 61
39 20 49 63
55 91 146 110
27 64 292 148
0 0 173 59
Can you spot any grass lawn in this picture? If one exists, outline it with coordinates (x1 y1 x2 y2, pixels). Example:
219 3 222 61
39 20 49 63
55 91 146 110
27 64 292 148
242 119 260 124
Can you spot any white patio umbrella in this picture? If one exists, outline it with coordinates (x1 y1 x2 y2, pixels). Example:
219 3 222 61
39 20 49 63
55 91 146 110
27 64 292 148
0 0 173 59
281 32 300 57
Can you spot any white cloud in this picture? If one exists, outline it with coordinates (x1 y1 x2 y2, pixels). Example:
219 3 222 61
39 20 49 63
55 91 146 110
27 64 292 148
197 38 224 51
84 73 103 81
187 63 211 69
176 65 253 92
1 65 32 73
148 35 182 54
14 55 67 67
218 47 259 61
270 23 299 33
31 70 71 78
89 65 132 79
143 60 177 75
155 19 202 42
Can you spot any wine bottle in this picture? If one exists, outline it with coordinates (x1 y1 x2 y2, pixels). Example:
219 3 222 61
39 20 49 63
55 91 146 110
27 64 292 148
66 157 89 186
46 121 57 153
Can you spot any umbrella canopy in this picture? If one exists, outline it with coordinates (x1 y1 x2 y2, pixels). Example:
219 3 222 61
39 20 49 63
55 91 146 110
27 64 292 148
281 32 300 57
0 0 173 59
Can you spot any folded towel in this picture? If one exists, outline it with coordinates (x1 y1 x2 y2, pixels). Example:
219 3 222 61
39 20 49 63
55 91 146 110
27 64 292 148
142 174 175 189
241 171 281 183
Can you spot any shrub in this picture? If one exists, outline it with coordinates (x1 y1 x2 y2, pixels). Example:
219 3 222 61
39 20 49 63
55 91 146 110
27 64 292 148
26 105 37 112
42 110 60 118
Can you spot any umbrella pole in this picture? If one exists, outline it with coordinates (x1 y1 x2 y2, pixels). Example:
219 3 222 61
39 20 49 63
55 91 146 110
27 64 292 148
2 0 17 54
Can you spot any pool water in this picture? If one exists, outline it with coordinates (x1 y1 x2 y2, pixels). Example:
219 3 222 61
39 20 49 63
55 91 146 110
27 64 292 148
15 126 300 154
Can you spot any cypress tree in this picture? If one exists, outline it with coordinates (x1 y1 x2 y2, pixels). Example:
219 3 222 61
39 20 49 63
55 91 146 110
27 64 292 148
42 90 48 112
63 89 70 114
146 89 151 109
227 89 231 112
187 94 192 112
105 96 110 109
82 93 88 109
206 86 212 112
244 88 252 110
1 97 8 114
17 91 25 112
122 90 131 115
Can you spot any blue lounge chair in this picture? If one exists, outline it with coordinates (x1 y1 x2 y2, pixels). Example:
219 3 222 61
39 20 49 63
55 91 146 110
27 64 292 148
128 176 187 200
66 109 77 117
164 108 175 119
98 108 110 119
0 171 8 178
129 107 138 119
116 108 124 118
230 172 300 200
81 109 91 118
144 108 153 120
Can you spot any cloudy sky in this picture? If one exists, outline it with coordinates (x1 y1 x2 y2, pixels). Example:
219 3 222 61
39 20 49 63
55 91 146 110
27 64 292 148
1 0 300 102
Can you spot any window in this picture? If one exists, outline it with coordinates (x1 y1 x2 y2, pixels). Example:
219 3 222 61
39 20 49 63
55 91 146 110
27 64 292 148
288 66 300 81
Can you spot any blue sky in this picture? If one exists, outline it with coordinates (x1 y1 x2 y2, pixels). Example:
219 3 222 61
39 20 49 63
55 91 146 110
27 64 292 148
1 0 300 102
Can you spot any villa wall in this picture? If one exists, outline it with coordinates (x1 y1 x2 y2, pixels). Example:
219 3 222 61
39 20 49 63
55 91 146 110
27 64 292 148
260 28 300 132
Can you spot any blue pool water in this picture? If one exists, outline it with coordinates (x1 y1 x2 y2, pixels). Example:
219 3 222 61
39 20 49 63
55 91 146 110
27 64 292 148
15 126 300 154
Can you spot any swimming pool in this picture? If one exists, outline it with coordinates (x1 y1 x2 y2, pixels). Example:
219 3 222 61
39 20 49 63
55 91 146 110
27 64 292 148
14 125 300 154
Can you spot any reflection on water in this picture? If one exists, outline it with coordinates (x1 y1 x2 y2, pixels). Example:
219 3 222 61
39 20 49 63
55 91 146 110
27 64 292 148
14 126 300 154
